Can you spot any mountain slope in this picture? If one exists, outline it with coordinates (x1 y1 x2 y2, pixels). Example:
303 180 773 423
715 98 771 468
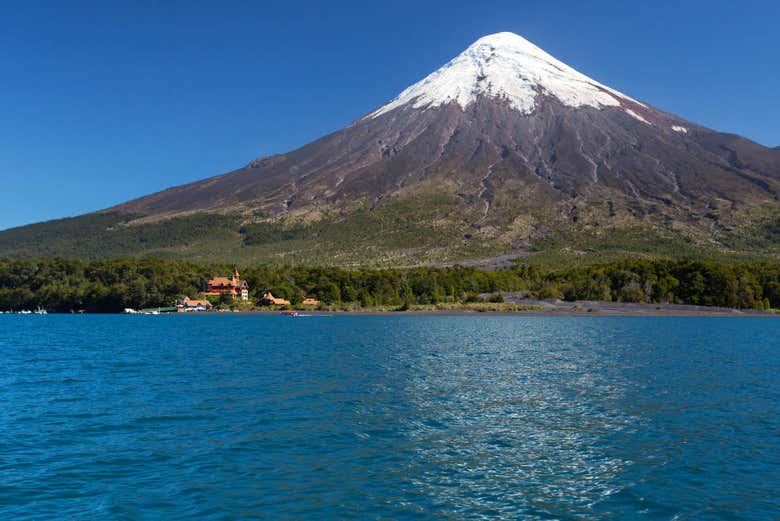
2 32 779 266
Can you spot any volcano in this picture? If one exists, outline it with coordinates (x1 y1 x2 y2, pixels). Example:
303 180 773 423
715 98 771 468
3 32 779 265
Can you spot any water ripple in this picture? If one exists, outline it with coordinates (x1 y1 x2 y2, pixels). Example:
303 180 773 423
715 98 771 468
0 315 778 519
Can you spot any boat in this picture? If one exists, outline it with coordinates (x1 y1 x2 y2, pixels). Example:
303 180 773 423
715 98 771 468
139 306 177 315
280 310 299 317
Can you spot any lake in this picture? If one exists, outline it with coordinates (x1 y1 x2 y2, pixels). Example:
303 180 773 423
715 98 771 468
1 315 778 519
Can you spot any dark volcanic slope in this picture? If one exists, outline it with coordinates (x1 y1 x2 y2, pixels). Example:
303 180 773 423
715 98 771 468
115 97 780 219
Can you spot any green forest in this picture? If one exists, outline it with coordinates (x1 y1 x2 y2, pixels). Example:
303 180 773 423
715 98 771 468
1 257 779 312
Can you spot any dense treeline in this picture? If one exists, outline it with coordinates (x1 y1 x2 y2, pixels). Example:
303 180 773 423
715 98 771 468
0 258 212 313
241 265 523 308
534 259 780 310
0 258 523 312
1 257 779 312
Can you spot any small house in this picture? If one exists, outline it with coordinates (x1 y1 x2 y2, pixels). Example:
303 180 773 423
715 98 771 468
178 297 213 312
260 291 291 306
302 297 320 306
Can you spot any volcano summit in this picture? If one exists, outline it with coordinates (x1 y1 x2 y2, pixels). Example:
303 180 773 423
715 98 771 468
2 32 779 265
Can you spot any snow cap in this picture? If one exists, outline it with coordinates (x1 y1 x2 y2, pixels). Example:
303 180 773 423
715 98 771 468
370 31 642 118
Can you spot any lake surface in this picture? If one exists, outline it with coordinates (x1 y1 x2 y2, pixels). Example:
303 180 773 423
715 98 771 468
1 315 778 520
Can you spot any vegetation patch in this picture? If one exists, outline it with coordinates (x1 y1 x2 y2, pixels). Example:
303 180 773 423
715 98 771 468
0 212 243 260
240 222 310 245
2 201 780 268
1 257 779 313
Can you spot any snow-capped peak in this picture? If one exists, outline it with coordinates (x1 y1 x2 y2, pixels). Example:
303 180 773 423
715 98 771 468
370 32 641 118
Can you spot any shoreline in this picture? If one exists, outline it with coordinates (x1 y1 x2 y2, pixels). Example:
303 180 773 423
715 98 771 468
5 300 778 318
160 298 779 317
217 309 775 318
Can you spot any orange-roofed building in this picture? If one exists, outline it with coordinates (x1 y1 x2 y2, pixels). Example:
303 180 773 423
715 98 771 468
260 291 290 306
178 297 213 312
302 298 320 306
205 268 249 301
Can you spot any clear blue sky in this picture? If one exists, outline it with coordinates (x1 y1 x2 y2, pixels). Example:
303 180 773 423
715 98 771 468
2 0 778 230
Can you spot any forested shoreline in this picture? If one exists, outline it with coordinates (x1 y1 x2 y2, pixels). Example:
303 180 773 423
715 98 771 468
0 257 779 313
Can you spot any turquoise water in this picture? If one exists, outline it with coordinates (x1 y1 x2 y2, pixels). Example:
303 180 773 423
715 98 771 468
0 315 778 520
